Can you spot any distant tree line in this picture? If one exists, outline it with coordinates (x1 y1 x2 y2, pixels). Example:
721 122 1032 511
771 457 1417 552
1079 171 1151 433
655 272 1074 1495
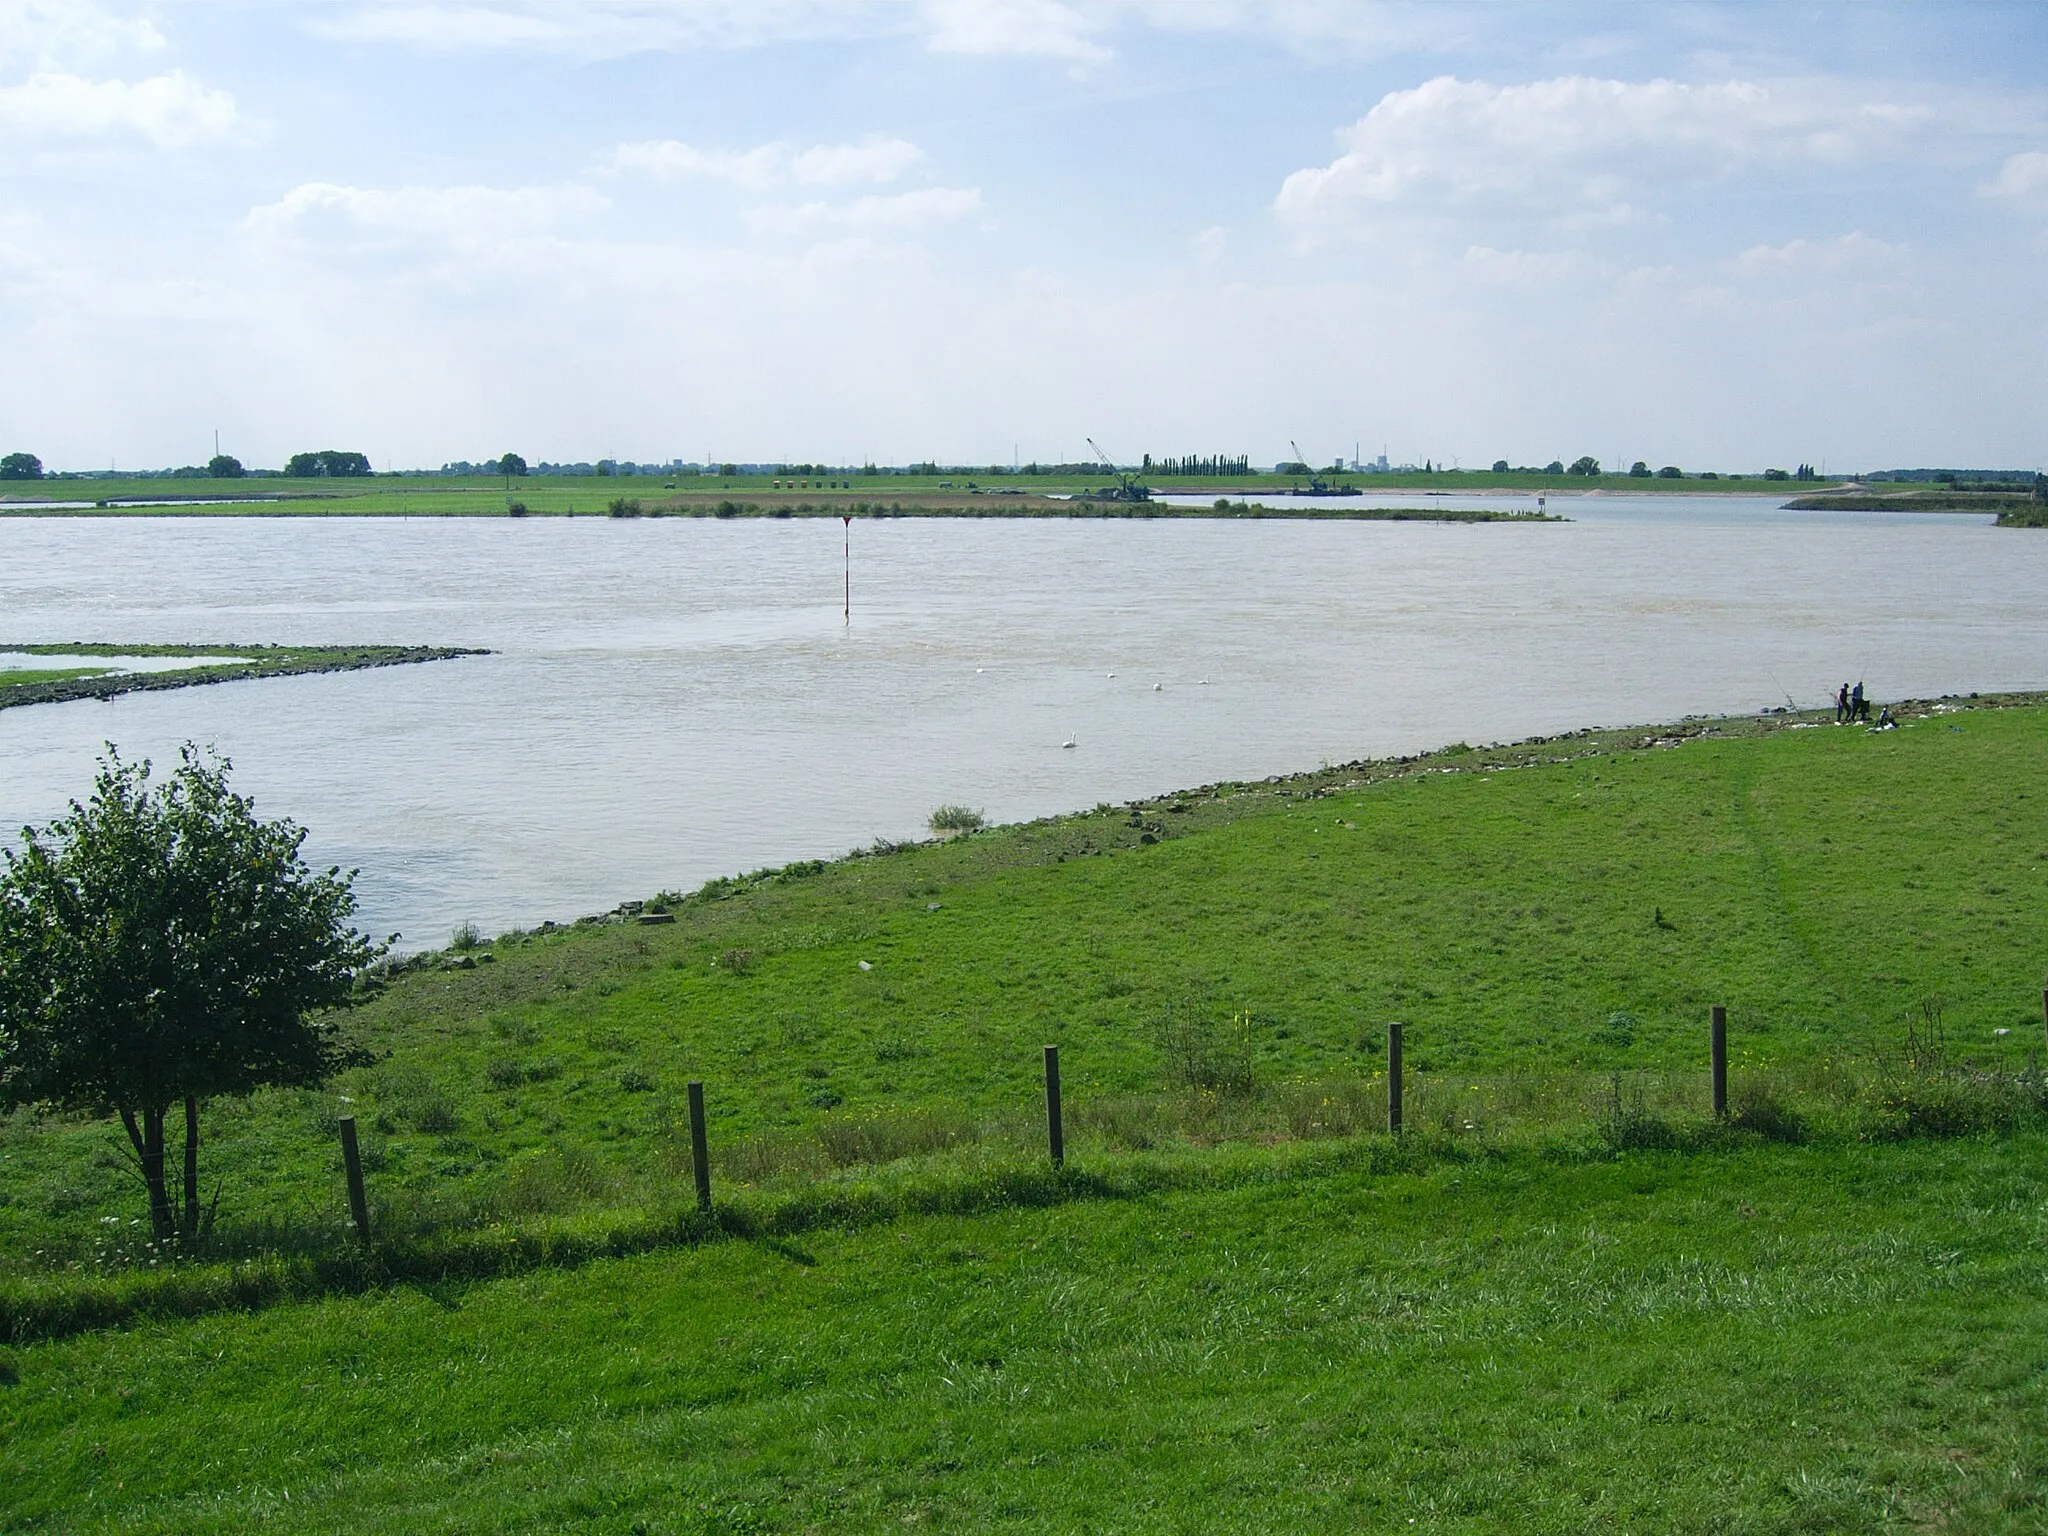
29 451 1991 487
1867 468 2037 484
1477 457 1810 481
285 450 373 478
1141 455 1252 476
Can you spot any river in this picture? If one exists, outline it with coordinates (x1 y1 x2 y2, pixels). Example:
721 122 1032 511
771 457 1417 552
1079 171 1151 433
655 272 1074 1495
1 500 2039 946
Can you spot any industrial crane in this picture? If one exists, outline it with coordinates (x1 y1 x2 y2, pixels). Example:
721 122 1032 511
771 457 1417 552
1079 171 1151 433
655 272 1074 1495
1084 438 1152 503
1288 440 1357 496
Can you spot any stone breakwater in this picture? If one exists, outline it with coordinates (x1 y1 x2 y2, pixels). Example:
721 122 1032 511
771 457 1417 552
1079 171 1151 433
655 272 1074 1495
0 646 490 711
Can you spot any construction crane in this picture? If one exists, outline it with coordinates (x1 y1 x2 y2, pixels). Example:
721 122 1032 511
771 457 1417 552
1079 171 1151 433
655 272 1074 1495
1288 440 1358 496
1084 438 1152 502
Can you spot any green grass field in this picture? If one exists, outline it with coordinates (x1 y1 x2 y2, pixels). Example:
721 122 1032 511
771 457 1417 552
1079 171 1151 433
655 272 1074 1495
3 695 2046 1530
6 1136 2045 1533
0 644 486 711
0 666 110 688
0 467 1822 517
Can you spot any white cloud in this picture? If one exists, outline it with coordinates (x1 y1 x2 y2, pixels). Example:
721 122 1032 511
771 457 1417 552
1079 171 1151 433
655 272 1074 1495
314 0 1114 63
604 139 786 187
0 68 238 147
742 185 983 237
1983 149 2048 209
1121 0 1472 59
245 181 608 257
1276 75 1936 230
789 135 925 186
310 1 890 55
920 0 1106 63
604 134 924 188
1732 231 1908 278
0 0 164 70
1462 245 1595 287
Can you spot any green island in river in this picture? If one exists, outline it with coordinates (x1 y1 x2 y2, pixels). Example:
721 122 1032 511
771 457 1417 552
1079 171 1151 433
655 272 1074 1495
5 689 2048 1530
0 643 489 711
0 465 1829 519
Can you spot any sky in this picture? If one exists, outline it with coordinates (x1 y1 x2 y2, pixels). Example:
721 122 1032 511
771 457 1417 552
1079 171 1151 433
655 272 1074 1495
1 0 2044 474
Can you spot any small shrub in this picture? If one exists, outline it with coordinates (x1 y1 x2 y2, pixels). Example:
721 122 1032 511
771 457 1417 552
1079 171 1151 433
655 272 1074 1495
607 497 643 517
618 1067 655 1093
717 948 755 976
371 1064 461 1135
484 1059 525 1090
413 1100 460 1135
1729 1081 1806 1143
450 921 482 952
1865 1010 2044 1140
1598 1074 1678 1151
506 501 528 516
1156 998 1257 1096
929 805 985 834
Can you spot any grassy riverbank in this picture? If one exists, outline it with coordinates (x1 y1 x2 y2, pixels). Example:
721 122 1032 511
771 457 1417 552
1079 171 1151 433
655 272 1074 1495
0 643 488 711
0 468 1825 517
5 692 2046 1266
4 693 2047 1529
1786 489 2043 516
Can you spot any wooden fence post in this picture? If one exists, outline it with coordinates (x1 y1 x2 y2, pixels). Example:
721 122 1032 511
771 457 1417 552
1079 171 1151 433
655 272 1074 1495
2040 987 2046 1053
687 1080 712 1213
338 1115 370 1244
1044 1044 1064 1168
1387 1022 1403 1135
1711 1005 1728 1117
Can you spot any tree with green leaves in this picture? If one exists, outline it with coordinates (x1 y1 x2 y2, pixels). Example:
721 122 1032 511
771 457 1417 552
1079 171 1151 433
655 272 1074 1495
497 452 527 476
0 451 44 480
207 454 244 478
285 450 372 477
0 747 382 1240
1569 455 1602 476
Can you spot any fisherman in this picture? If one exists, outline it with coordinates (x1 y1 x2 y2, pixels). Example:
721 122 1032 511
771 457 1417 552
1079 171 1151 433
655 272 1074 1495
1875 705 1896 730
1835 683 1850 722
1852 680 1867 722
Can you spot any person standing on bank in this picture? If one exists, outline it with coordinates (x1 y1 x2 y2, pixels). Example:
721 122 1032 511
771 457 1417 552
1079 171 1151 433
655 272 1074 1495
1852 680 1867 722
1836 683 1851 722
